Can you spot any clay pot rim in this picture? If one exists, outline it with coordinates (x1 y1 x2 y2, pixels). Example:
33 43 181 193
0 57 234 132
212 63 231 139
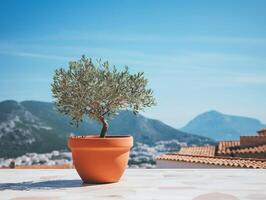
68 135 133 149
69 135 132 140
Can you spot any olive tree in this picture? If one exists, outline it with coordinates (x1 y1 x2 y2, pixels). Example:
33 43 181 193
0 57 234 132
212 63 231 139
51 55 156 138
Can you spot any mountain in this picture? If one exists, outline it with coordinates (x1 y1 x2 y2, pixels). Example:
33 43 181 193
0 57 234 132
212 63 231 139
181 110 266 141
0 100 214 158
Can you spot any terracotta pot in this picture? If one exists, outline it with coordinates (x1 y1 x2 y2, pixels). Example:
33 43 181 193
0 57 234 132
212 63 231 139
68 135 133 183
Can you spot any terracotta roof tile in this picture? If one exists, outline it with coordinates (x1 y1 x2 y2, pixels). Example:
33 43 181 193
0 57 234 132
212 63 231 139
217 140 240 154
178 146 216 157
156 154 266 169
219 144 266 155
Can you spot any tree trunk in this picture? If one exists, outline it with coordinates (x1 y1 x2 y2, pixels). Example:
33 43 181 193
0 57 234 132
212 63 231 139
99 116 108 138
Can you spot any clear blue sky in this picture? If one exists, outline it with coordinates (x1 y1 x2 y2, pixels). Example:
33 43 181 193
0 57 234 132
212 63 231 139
0 0 266 128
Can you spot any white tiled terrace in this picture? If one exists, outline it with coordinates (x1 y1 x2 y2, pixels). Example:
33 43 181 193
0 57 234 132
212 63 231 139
0 169 266 200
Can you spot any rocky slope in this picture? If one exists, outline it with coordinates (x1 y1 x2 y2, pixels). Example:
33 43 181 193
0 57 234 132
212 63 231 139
0 100 215 158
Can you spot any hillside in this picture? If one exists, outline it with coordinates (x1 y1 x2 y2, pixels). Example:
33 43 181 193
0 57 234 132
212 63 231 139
0 100 214 158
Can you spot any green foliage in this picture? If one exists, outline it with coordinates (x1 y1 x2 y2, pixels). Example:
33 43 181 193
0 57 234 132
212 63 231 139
51 55 156 135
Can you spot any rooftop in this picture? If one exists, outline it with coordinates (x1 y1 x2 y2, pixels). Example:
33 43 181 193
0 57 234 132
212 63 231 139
157 154 266 169
0 169 265 199
217 140 240 154
178 146 216 157
218 144 266 156
157 129 266 168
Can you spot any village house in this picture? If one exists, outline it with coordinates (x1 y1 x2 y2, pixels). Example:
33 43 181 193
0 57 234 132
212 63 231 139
156 129 266 169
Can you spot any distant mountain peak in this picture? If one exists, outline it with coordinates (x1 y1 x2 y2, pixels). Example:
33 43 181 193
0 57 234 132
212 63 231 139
181 110 265 141
1 99 18 104
0 99 20 107
205 110 221 114
198 110 223 118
